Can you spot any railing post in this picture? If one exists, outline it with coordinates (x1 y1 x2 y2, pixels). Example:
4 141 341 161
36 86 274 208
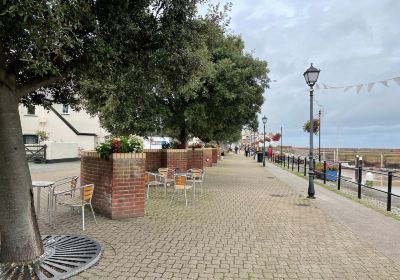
357 166 362 199
297 156 300 173
304 157 307 176
387 171 393 211
323 161 327 184
291 156 294 171
338 162 342 190
287 155 290 169
43 144 47 163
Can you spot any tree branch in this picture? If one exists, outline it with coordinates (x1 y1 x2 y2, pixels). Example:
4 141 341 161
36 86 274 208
15 75 64 100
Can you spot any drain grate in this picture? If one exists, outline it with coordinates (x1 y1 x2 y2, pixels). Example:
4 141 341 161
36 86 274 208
0 235 101 280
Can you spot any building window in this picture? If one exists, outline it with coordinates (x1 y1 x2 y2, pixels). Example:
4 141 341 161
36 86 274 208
23 135 39 144
26 105 35 115
62 104 69 114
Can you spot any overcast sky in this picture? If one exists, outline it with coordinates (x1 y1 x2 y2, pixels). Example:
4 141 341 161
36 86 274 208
203 0 400 148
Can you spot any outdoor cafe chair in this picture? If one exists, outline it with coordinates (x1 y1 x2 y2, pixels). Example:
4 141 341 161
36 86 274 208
186 168 205 198
169 174 193 207
51 176 79 208
53 184 97 231
158 168 175 197
145 172 164 200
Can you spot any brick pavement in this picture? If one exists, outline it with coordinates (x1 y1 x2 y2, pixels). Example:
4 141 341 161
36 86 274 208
34 154 400 279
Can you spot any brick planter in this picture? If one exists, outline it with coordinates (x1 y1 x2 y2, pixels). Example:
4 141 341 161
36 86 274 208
80 151 145 219
203 148 213 167
187 149 204 169
212 148 218 163
161 149 188 172
144 149 162 172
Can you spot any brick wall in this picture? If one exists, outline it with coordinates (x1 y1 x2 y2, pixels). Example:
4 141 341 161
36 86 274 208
187 149 204 169
212 148 218 163
144 149 162 172
162 149 188 171
80 151 146 219
203 148 213 167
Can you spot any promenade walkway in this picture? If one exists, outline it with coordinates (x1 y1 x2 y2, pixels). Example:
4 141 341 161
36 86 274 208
36 154 400 279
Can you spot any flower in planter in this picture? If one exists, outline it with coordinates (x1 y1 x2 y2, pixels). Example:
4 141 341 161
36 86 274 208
303 119 320 135
96 135 144 159
271 133 281 142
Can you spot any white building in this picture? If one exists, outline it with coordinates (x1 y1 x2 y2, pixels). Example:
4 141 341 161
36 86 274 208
19 104 108 151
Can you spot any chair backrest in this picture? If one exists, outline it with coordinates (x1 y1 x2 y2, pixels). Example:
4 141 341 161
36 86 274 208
188 168 202 179
53 176 79 191
174 175 186 187
159 168 175 178
82 184 94 203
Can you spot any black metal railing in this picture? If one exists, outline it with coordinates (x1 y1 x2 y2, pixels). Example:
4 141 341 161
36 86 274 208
268 152 400 212
25 144 47 163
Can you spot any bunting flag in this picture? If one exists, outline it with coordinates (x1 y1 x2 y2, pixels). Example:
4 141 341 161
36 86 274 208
315 76 400 94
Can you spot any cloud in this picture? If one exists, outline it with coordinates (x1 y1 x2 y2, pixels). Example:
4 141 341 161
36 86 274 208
206 0 400 148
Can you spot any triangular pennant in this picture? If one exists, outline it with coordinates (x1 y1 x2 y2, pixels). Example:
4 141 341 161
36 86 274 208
315 83 320 90
367 82 374 92
344 86 353 92
322 83 328 89
393 77 400 86
380 80 389 87
356 84 363 94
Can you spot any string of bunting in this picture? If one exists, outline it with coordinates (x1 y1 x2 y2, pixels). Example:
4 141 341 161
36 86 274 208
315 76 400 94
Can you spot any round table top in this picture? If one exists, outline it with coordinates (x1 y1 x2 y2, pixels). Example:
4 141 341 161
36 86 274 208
32 181 54 187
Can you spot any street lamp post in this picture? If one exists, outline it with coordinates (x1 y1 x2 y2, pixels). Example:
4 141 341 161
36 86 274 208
262 116 268 167
280 126 283 165
318 109 321 161
303 63 320 199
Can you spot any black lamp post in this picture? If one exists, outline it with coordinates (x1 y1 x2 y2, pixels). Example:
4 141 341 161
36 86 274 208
262 116 268 167
303 63 320 199
318 109 321 161
280 126 283 165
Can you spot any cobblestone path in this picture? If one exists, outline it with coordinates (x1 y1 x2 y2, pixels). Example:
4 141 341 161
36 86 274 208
37 154 400 279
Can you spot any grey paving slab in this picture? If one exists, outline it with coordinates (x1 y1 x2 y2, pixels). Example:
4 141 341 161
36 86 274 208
33 155 400 279
263 159 400 266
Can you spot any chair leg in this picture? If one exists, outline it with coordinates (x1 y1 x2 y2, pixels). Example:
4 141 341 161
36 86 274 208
82 205 85 231
169 189 176 206
184 188 188 207
90 204 97 224
147 184 150 200
164 182 167 197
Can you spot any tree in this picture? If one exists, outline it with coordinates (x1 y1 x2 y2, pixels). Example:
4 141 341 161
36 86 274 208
0 0 202 263
0 0 98 263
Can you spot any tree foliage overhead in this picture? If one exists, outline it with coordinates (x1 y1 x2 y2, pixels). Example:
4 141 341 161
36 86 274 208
83 4 269 145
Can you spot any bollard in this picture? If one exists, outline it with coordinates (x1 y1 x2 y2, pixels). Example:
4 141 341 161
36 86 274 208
357 166 362 199
283 155 286 167
291 156 294 171
338 163 342 190
297 156 300 173
323 161 327 184
304 158 307 176
387 171 393 211
287 156 290 169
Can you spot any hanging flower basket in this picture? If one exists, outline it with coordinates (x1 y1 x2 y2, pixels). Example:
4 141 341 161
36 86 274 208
303 119 320 135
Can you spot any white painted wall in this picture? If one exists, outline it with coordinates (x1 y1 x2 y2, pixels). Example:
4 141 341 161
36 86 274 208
19 104 108 151
43 141 79 160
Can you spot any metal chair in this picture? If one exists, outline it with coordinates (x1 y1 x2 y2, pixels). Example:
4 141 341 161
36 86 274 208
54 184 97 231
169 175 193 207
51 176 79 207
187 169 205 197
158 168 175 197
145 172 164 199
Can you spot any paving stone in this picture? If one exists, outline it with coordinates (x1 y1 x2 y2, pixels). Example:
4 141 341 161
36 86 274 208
33 155 400 279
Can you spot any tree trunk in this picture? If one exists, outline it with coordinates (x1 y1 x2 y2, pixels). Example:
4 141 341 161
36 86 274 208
0 86 44 263
179 126 187 149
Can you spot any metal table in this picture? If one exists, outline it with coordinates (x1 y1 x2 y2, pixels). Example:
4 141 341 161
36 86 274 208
32 180 54 220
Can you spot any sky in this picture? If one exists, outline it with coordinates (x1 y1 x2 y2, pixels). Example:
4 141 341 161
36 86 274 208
201 0 400 148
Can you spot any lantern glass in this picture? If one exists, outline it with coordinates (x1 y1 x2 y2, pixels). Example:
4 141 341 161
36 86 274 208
303 63 320 86
262 116 268 124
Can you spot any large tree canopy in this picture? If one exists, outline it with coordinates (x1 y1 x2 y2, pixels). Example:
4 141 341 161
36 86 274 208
85 7 269 146
0 0 202 263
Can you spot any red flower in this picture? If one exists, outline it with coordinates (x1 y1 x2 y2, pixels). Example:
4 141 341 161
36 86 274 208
112 138 120 153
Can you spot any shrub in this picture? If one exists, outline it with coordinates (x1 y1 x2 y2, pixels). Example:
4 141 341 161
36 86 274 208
96 135 144 159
